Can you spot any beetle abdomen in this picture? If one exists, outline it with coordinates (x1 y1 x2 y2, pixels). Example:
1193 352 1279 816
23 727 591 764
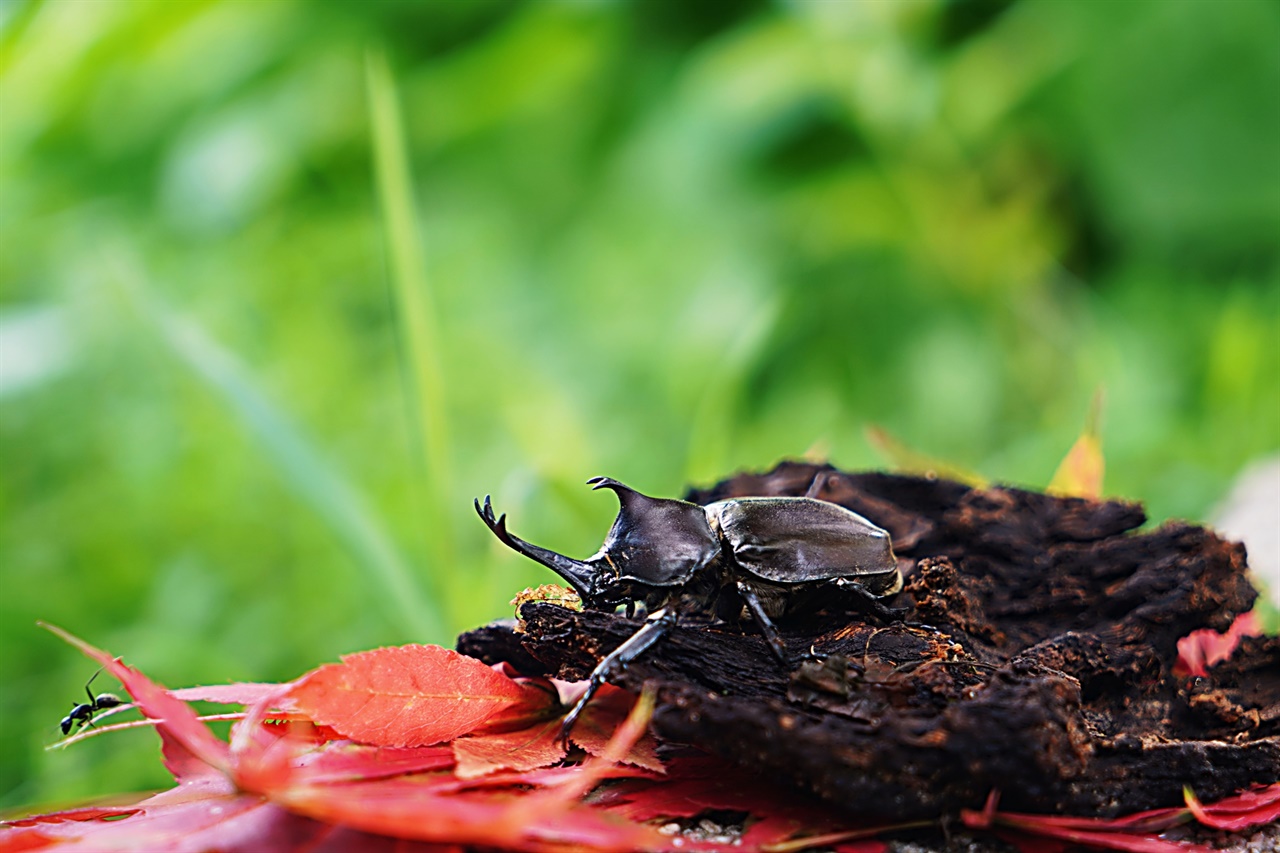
707 497 899 591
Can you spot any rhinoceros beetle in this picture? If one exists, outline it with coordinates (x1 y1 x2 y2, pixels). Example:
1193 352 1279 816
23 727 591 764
475 476 902 736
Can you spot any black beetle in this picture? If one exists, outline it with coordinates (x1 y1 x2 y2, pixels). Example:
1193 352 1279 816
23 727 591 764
60 668 124 736
475 476 902 736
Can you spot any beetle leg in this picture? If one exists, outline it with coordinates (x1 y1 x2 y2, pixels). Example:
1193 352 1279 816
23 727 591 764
735 581 790 666
803 471 830 499
833 578 907 623
559 608 677 743
795 644 830 663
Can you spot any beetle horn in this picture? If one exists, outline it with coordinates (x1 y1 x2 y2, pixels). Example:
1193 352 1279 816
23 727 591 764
586 476 636 498
473 496 598 601
587 476 688 522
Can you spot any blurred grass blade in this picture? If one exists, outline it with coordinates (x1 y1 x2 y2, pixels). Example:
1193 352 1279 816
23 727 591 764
0 0 45 78
864 426 989 488
684 296 780 484
366 51 456 596
1047 389 1105 499
119 269 441 641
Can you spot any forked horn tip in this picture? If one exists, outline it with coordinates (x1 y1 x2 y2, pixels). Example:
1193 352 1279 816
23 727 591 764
588 476 629 492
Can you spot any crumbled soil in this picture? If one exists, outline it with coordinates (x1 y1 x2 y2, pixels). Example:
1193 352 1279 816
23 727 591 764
458 461 1279 824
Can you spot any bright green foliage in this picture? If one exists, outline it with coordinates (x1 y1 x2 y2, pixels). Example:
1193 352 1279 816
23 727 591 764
1 0 1276 810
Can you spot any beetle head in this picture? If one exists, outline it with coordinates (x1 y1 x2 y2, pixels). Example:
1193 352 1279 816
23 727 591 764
585 478 720 591
475 478 721 611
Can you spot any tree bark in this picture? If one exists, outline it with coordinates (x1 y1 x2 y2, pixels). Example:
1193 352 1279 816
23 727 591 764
459 461 1279 818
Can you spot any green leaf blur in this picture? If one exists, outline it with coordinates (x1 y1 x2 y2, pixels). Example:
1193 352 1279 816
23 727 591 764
1 0 1276 810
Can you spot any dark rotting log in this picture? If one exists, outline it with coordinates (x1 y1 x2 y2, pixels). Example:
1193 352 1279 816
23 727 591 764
457 460 1279 819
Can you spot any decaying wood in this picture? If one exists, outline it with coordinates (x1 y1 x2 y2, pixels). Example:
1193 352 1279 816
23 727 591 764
458 462 1279 819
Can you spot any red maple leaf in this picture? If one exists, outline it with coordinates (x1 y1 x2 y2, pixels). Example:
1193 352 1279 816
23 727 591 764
7 624 1277 853
453 716 567 779
1174 611 1263 677
960 790 1230 852
171 682 296 706
284 644 534 747
1184 783 1280 830
566 683 665 772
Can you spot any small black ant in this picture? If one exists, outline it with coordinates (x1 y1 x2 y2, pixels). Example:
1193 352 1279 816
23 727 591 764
60 668 124 736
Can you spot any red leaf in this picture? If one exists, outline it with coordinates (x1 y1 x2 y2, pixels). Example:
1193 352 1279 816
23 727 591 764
605 772 831 827
998 826 1201 852
599 757 871 850
286 645 530 747
24 632 1273 853
266 775 667 852
960 798 1207 853
967 805 1187 834
221 680 667 851
438 763 657 794
1174 611 1262 677
453 718 567 779
40 623 230 774
293 741 457 784
158 728 225 784
171 682 294 706
222 706 456 786
532 685 657 808
472 674 563 734
1185 783 1280 830
3 806 142 828
0 777 247 852
1192 781 1280 815
567 684 664 772
226 694 299 796
0 780 452 853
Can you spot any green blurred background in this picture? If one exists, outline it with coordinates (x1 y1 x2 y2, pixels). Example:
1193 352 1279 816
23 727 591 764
2 0 1277 811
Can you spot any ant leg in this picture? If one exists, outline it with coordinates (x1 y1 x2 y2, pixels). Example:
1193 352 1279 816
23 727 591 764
84 666 105 704
559 608 676 742
735 581 790 666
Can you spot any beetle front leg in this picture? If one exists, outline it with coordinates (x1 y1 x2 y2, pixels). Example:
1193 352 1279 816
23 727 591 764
559 608 677 742
735 581 790 667
803 470 831 499
833 577 907 623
